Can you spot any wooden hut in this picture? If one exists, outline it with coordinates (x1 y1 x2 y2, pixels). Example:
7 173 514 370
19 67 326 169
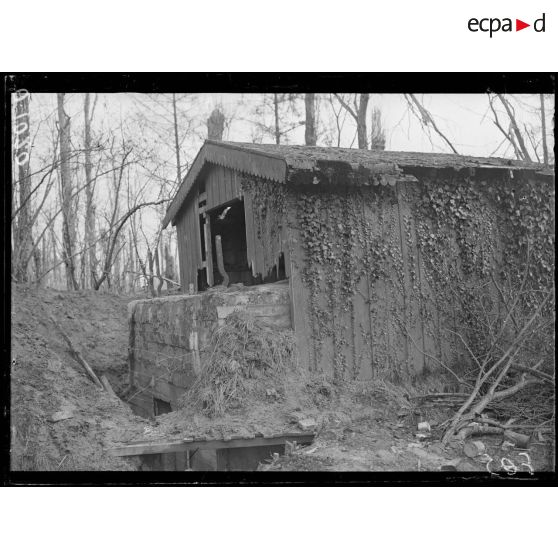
163 141 554 383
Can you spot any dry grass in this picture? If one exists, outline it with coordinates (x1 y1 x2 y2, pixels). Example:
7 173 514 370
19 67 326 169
180 311 298 416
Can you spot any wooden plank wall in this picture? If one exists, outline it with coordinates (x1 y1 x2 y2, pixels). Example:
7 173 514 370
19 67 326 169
175 190 202 292
175 165 244 292
242 185 289 282
206 164 242 212
286 182 438 382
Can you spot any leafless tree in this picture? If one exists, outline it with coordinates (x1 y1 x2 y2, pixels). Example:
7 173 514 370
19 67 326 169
12 91 34 281
540 93 549 165
57 93 79 289
404 93 459 154
304 94 317 146
247 94 303 145
83 93 99 288
334 94 370 149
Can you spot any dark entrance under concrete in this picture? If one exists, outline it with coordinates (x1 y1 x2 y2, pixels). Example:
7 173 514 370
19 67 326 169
109 433 314 471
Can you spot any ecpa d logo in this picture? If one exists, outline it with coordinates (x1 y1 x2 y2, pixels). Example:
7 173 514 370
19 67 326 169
468 13 545 37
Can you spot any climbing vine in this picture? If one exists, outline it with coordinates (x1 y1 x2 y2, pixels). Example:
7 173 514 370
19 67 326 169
241 175 287 277
411 172 555 362
295 187 393 381
243 170 554 387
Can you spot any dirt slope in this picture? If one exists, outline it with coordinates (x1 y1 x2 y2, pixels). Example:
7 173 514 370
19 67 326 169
10 284 148 471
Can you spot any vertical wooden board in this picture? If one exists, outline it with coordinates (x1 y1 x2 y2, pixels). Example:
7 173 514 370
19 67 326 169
282 218 291 277
327 191 354 381
251 191 265 278
406 205 439 374
382 196 407 381
185 207 195 293
194 190 203 268
265 197 278 276
175 451 187 471
217 166 227 206
353 193 374 380
364 198 390 380
286 228 313 374
178 209 195 292
206 167 215 210
231 170 241 199
288 194 336 379
185 204 196 289
255 219 266 279
415 245 441 371
396 184 425 376
176 217 187 290
204 212 214 286
313 196 337 379
243 190 257 275
224 166 233 201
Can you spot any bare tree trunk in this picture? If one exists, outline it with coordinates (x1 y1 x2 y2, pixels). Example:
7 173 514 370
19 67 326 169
154 243 163 296
540 93 549 165
146 247 156 297
356 94 369 149
334 94 369 149
304 94 317 146
83 93 98 289
172 93 182 184
163 241 175 289
405 94 459 154
128 228 135 292
496 94 532 162
57 93 79 290
273 93 281 145
39 234 47 283
13 91 33 282
49 218 57 288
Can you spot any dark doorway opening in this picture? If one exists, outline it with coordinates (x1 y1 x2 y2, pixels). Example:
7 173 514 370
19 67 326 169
153 397 172 416
196 198 288 292
208 200 254 287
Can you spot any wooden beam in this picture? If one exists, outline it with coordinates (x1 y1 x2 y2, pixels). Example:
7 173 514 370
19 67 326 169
108 433 315 457
203 212 214 287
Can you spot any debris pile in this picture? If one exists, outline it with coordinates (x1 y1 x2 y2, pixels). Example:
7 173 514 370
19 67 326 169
180 311 299 416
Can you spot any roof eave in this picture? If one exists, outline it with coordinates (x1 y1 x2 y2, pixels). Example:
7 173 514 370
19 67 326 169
163 141 288 228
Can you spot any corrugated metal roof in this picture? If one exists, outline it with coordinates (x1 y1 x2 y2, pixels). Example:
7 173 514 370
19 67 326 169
163 140 553 227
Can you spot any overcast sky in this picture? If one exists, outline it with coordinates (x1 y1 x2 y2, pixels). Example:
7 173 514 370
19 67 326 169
24 93 554 171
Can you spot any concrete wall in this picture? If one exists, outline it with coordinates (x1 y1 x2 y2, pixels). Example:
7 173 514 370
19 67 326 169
127 282 291 418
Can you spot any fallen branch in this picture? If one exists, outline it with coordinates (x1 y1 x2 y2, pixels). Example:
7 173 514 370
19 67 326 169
46 311 104 390
509 362 554 385
441 291 552 444
474 416 550 432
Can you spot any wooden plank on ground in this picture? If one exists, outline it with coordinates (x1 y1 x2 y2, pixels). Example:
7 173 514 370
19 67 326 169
108 433 315 457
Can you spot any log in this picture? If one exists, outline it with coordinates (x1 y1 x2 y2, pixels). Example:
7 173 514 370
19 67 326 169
46 310 104 390
504 430 531 449
100 375 118 399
